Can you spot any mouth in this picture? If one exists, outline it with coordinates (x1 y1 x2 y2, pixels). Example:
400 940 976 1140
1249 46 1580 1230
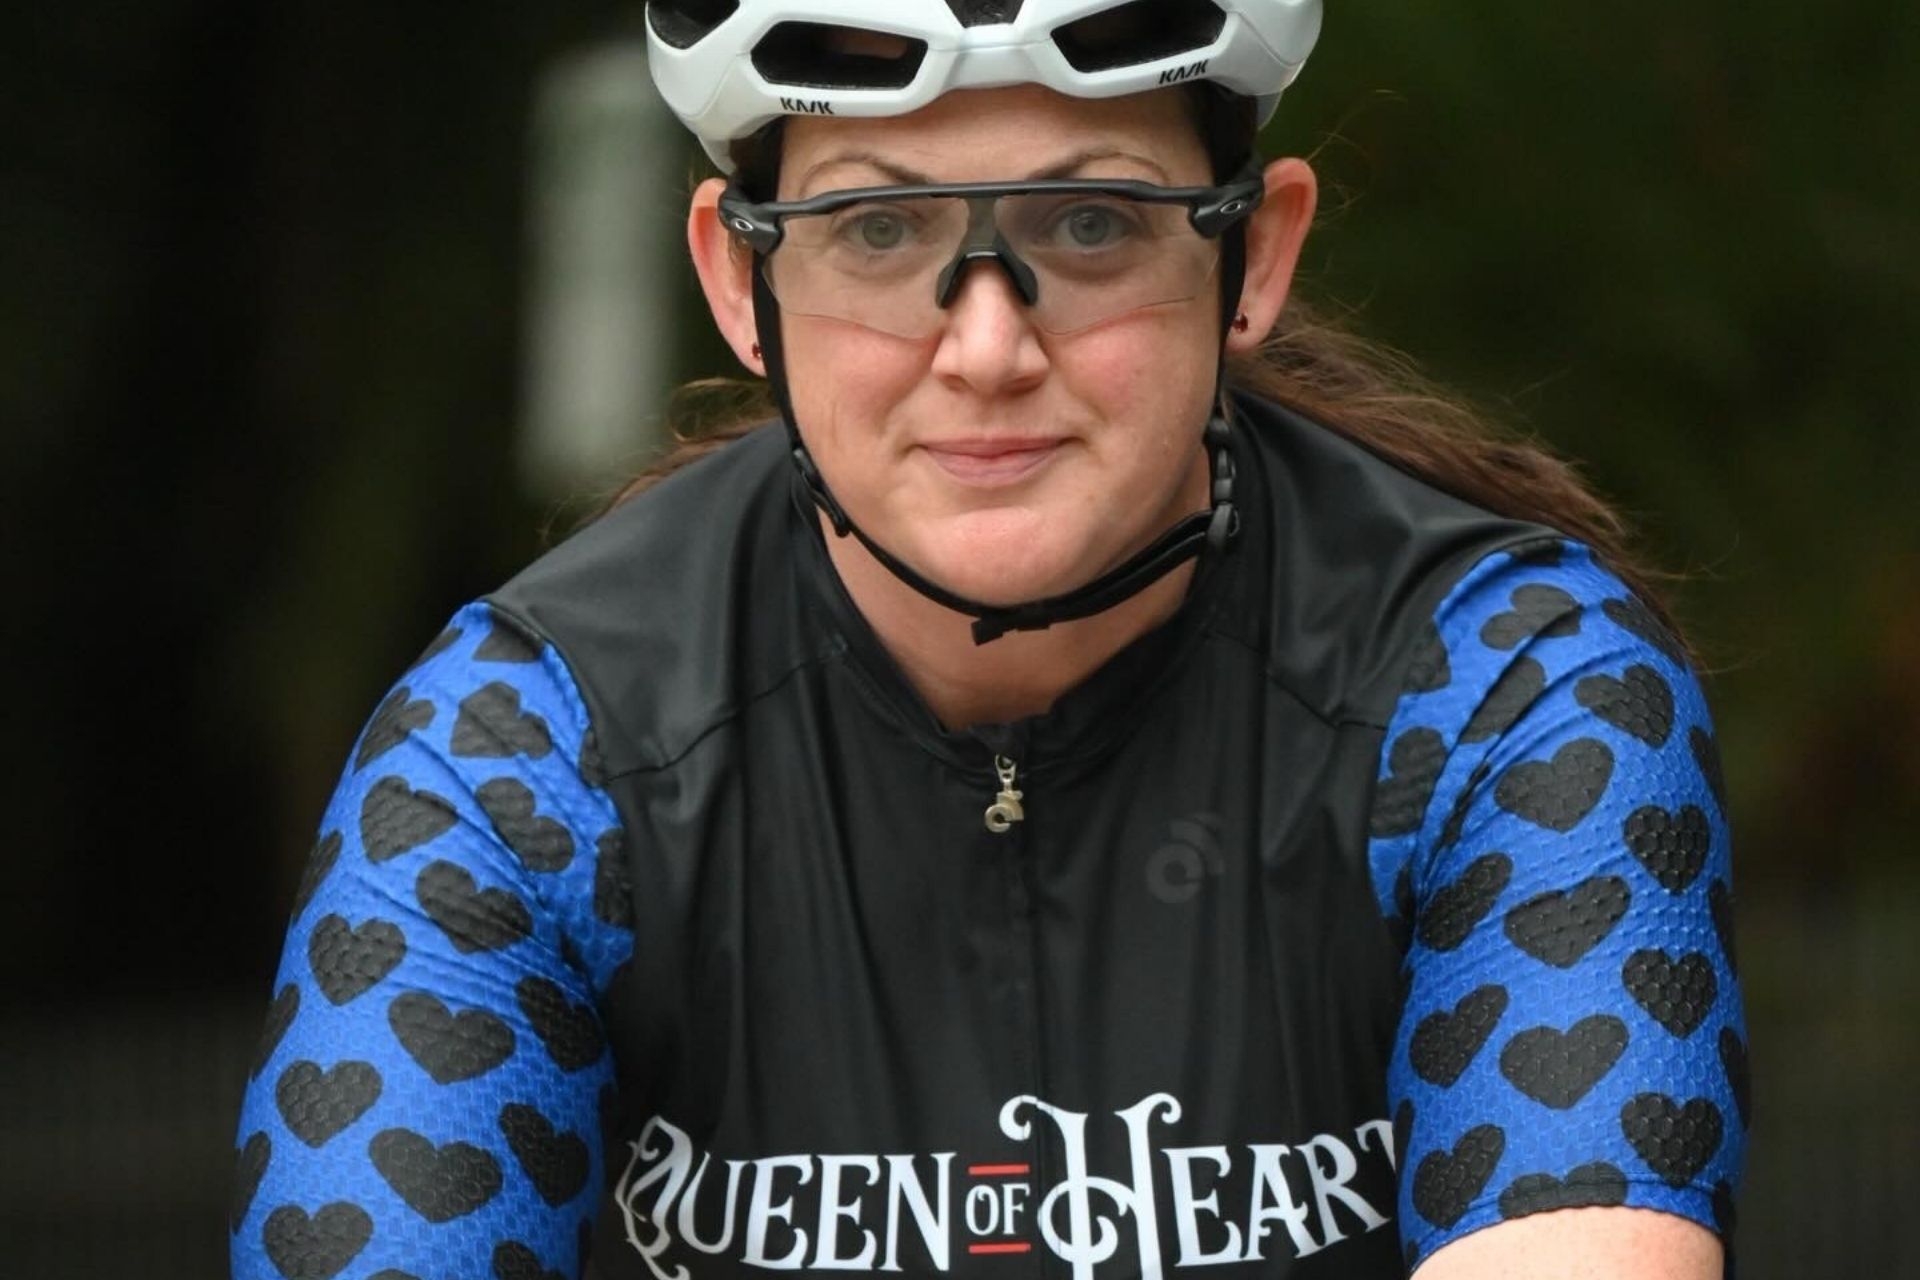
919 437 1065 487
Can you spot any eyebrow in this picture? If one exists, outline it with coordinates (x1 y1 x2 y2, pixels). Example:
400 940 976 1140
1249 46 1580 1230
796 147 1174 193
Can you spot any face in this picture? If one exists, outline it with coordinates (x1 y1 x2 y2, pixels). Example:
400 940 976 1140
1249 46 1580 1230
787 85 1231 606
692 84 1314 610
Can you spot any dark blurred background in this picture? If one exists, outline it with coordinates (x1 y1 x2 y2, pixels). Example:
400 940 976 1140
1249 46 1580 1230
4 3 1915 1276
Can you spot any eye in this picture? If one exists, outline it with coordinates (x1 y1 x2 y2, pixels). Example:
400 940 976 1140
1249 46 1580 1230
1064 206 1124 246
1038 201 1146 251
831 206 917 251
857 213 906 249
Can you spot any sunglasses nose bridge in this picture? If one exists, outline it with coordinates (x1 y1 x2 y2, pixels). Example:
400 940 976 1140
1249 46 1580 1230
933 195 1040 312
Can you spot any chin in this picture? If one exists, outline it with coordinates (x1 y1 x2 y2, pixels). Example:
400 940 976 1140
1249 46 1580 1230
899 508 1101 608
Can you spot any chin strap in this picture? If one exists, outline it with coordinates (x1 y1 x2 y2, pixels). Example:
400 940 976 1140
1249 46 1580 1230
751 222 1248 646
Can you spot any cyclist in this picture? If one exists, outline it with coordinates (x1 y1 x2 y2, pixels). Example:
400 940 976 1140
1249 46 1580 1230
233 3 1746 1277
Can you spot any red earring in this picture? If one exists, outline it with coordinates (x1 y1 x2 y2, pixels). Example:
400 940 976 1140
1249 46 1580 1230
751 342 762 360
1231 313 1250 333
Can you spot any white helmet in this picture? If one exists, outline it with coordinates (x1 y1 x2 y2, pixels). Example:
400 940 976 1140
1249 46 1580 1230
646 0 1323 171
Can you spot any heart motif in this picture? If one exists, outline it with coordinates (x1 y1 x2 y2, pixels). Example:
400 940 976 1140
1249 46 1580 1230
360 777 459 863
1719 1028 1751 1128
516 977 606 1072
1494 737 1615 832
356 687 436 770
1622 949 1717 1038
1575 664 1675 747
1461 658 1545 744
1602 596 1686 665
290 833 342 920
1403 622 1452 694
493 1241 567 1280
1496 1161 1627 1219
1368 728 1447 838
500 1103 591 1207
388 991 516 1084
416 860 532 954
1410 984 1509 1087
1411 1124 1505 1228
308 915 406 1005
1418 854 1512 952
253 984 300 1079
1503 876 1631 968
1621 1094 1724 1186
1499 1015 1629 1108
275 1060 383 1148
261 1203 372 1280
1479 584 1581 650
1624 804 1710 893
231 1132 270 1232
452 683 554 760
370 1128 503 1223
477 778 575 872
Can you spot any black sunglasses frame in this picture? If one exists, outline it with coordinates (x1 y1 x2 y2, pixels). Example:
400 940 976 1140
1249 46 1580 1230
716 171 1267 255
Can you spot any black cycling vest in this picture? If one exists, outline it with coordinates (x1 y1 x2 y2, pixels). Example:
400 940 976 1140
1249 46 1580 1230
489 393 1552 1279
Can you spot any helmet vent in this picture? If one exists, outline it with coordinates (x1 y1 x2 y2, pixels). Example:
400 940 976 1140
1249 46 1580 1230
1051 0 1227 73
943 0 1026 26
646 0 740 51
752 22 929 91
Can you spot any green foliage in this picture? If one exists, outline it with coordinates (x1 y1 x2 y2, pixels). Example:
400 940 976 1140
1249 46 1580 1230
1267 3 1920 885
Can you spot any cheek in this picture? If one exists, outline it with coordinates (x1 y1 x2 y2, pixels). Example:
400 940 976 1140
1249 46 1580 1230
1057 311 1217 458
781 322 928 466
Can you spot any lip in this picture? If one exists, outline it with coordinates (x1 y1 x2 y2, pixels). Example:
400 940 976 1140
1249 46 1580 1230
919 437 1064 486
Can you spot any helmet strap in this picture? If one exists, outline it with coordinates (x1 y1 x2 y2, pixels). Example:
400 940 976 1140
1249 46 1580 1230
750 229 1245 646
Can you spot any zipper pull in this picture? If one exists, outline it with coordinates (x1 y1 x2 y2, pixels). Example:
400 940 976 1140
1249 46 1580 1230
984 755 1025 834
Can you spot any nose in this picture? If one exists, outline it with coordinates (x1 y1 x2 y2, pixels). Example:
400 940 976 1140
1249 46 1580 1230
928 258 1049 396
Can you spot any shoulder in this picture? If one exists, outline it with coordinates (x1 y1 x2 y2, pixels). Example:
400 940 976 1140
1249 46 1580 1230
1224 391 1568 727
486 423 842 778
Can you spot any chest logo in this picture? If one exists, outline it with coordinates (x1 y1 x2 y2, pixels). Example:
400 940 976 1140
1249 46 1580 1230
612 1092 1396 1276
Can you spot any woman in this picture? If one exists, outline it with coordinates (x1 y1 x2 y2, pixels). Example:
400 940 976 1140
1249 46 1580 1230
232 3 1746 1277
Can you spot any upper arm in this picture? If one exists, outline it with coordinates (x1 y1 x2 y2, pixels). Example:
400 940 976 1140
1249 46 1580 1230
230 603 637 1280
1367 540 1747 1274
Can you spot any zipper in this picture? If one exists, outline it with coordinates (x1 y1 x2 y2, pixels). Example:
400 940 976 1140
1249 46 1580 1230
983 754 1025 833
980 746 1048 1277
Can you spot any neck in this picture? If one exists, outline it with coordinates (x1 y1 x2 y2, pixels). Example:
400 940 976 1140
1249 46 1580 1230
820 447 1213 731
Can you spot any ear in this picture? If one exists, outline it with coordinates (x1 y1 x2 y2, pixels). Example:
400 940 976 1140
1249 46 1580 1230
1226 157 1317 354
688 177 766 375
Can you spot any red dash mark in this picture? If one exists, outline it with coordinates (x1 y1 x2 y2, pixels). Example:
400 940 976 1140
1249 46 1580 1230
966 1164 1032 1177
968 1242 1034 1255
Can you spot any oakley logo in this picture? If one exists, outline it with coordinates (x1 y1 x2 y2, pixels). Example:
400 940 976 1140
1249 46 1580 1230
782 97 835 115
1158 60 1210 86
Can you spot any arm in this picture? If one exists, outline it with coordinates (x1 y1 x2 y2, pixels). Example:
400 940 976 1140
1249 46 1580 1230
1367 540 1746 1277
231 604 636 1280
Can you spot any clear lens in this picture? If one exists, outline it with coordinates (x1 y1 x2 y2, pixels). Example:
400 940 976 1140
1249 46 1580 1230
762 191 1220 338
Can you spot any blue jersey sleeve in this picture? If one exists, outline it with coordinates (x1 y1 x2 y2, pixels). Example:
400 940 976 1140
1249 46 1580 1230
1367 540 1747 1270
231 603 637 1280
